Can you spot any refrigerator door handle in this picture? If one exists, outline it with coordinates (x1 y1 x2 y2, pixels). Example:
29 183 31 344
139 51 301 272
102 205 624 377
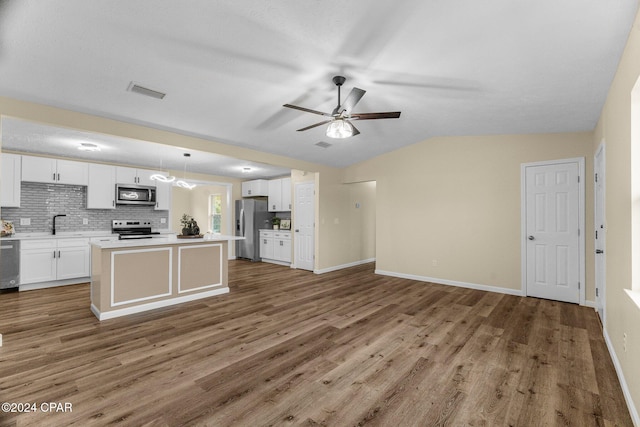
240 208 245 237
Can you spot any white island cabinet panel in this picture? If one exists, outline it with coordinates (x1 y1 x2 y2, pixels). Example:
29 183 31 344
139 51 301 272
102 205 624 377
1 153 21 207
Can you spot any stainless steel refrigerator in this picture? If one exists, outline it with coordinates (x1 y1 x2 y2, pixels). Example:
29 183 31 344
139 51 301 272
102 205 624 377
235 199 273 261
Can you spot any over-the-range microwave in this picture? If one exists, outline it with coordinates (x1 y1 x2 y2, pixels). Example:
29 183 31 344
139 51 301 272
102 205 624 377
115 184 157 206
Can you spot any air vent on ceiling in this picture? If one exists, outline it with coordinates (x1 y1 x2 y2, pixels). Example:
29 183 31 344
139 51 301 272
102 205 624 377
127 82 166 100
315 141 332 148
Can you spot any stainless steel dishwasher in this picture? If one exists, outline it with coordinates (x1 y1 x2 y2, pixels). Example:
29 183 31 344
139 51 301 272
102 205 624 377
0 239 20 290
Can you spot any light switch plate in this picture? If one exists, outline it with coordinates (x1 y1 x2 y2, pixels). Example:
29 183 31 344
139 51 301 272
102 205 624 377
20 218 31 226
83 218 89 225
161 218 166 224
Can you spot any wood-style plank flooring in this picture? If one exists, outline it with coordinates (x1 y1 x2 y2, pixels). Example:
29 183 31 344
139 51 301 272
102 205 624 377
0 261 632 426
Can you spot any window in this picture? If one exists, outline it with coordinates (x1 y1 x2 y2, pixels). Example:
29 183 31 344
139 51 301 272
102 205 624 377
208 194 222 234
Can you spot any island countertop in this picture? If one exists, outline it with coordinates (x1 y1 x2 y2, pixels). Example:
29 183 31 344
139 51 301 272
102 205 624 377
90 234 244 249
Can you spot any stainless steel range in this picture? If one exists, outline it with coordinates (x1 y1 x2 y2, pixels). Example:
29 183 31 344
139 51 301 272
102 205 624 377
112 220 161 240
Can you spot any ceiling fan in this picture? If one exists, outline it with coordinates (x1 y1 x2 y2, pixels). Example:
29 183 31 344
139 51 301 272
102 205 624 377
283 76 401 139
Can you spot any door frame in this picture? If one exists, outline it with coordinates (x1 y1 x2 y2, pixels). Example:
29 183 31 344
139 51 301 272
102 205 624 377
520 157 586 305
594 143 606 325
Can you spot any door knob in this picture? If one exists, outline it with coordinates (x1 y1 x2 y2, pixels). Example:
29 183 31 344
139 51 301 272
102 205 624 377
596 249 604 254
528 236 535 240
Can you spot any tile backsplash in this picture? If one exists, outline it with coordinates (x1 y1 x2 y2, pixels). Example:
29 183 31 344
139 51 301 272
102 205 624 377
1 182 170 234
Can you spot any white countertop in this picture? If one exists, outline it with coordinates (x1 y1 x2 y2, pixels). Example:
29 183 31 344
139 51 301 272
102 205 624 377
259 229 292 232
91 234 244 249
1 230 175 241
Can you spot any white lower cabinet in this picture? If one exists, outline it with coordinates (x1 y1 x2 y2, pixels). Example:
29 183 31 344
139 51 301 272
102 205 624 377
259 230 291 264
260 231 275 260
20 238 90 285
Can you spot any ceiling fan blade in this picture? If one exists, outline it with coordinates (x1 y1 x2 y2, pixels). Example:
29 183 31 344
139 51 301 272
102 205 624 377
283 104 331 116
338 87 366 114
297 119 333 132
350 111 401 120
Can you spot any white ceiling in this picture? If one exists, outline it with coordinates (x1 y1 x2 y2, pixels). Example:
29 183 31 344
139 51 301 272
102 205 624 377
0 117 291 180
0 0 637 170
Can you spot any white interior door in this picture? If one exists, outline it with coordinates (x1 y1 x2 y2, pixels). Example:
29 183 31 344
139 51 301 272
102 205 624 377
294 182 315 271
594 145 606 324
523 160 583 304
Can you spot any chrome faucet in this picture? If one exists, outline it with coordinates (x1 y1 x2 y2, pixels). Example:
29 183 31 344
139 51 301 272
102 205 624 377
53 214 67 235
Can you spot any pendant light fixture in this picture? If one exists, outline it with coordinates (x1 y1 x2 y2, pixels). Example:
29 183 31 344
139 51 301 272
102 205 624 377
176 153 196 190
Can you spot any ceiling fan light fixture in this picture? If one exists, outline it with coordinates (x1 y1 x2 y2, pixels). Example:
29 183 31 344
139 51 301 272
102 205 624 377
326 119 353 139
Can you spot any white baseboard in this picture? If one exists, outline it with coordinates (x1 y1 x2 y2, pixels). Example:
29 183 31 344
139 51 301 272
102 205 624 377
91 287 230 321
20 277 90 291
585 299 596 308
261 259 291 267
603 328 639 426
314 258 376 274
374 269 524 297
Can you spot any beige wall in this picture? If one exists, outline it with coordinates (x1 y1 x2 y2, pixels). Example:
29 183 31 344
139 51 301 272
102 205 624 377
593 8 640 419
344 132 594 293
171 183 231 235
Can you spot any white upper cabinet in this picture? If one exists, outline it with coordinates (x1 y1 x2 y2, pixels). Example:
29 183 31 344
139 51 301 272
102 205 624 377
87 163 116 209
268 177 292 212
242 179 269 197
152 173 172 210
136 169 160 187
115 166 158 186
268 179 282 212
22 155 88 186
281 177 292 211
1 153 21 207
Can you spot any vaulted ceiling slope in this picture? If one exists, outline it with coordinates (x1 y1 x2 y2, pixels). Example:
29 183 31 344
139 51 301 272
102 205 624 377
0 1 637 168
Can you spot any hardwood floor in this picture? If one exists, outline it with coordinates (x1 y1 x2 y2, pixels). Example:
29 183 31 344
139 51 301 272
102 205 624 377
0 261 632 426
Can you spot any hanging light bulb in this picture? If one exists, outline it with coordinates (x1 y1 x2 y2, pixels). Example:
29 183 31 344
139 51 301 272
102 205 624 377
326 119 354 139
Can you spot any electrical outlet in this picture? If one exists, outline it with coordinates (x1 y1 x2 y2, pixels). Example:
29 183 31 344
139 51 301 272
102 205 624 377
432 259 439 267
355 202 361 209
20 218 31 226
161 218 166 224
83 218 89 225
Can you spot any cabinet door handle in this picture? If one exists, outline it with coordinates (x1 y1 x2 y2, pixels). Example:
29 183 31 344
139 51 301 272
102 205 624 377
53 250 56 258
58 250 61 258
57 173 60 181
52 173 56 181
280 241 283 246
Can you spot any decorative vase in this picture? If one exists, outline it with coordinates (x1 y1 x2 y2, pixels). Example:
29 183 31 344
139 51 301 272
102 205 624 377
273 224 279 230
182 227 192 236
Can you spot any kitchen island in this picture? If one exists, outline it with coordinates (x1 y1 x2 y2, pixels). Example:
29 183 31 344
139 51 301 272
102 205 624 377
90 234 242 320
